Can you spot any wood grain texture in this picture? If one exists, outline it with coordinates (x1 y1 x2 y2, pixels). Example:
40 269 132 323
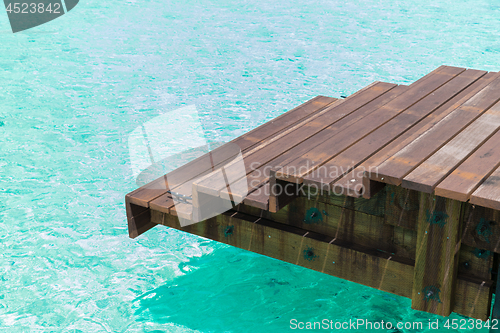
435 129 500 202
194 82 398 198
128 95 339 207
370 72 500 187
151 209 414 298
411 193 463 317
369 74 500 185
403 99 500 193
276 66 466 185
302 68 481 192
470 165 500 211
460 203 500 253
332 71 499 198
149 208 491 320
384 184 420 230
220 84 408 203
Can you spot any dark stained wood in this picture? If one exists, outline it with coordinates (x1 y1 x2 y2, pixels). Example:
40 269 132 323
454 276 492 321
411 193 462 317
218 84 408 204
150 207 491 320
372 74 500 188
458 244 493 281
470 165 500 212
276 66 466 185
194 82 398 198
333 72 499 198
206 68 452 203
384 184 420 230
126 199 154 238
151 209 415 298
241 182 270 210
460 203 500 254
127 65 500 321
435 129 500 202
403 99 500 193
302 68 482 191
128 95 340 207
268 176 302 213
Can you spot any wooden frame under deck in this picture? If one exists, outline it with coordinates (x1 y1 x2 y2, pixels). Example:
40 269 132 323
126 65 500 322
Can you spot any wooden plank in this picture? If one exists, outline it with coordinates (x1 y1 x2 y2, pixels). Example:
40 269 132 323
146 95 352 216
435 129 500 202
301 68 483 192
454 276 492 321
225 84 409 211
193 82 399 198
198 67 451 204
274 66 466 186
470 165 500 212
151 209 414 299
126 199 154 238
153 82 394 216
460 203 500 254
127 95 340 207
458 244 493 281
371 74 500 188
240 196 395 253
150 208 491 320
392 225 417 260
403 99 500 193
241 182 269 210
298 184 387 217
332 72 499 198
384 184 420 230
411 193 463 317
268 176 302 213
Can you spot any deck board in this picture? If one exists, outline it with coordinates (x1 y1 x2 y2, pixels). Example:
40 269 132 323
333 72 499 198
217 84 409 203
127 95 340 207
192 82 398 198
302 69 485 191
435 129 500 201
402 99 500 193
127 65 500 321
370 73 500 188
273 66 466 186
469 165 500 211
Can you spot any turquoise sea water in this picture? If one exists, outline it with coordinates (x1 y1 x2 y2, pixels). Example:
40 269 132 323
1 0 500 332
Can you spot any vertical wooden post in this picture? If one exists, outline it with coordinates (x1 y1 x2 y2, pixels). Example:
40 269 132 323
491 256 500 332
126 197 155 238
412 192 463 316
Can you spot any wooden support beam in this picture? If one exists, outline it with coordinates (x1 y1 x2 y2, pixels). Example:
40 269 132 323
125 197 154 238
152 209 414 298
150 208 492 320
239 196 395 254
491 257 500 331
412 193 463 317
384 184 420 230
461 203 500 254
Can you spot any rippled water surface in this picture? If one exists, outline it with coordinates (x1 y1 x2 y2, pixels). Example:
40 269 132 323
1 0 499 332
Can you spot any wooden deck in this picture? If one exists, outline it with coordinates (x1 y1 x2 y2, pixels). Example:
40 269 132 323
126 65 500 322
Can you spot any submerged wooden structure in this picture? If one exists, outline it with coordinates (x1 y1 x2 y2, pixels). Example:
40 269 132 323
126 66 500 321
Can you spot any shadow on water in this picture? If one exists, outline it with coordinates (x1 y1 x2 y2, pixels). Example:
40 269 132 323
130 245 351 332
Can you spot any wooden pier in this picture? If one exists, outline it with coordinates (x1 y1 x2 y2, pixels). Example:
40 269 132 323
126 66 500 321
